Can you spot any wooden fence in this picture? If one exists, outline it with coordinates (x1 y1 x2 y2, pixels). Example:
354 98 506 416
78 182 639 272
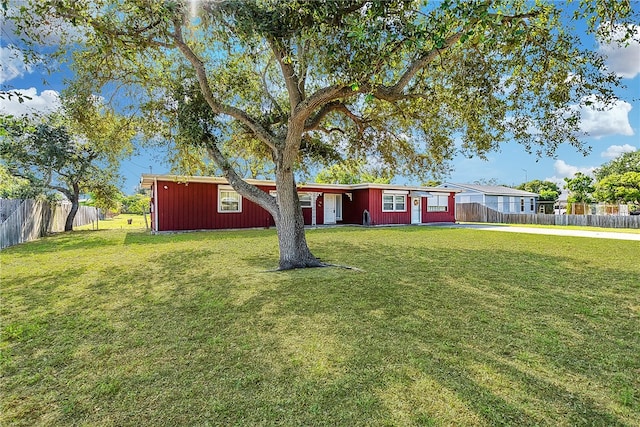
0 199 100 250
456 203 640 229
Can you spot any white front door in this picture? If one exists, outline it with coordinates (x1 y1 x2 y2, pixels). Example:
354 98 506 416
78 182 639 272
324 194 336 224
411 197 421 224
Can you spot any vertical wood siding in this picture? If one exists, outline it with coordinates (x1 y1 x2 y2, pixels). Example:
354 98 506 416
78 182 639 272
153 180 457 231
367 189 411 225
422 193 457 223
344 189 370 225
156 181 276 231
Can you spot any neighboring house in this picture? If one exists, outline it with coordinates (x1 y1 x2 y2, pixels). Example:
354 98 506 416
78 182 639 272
441 183 539 214
140 174 460 232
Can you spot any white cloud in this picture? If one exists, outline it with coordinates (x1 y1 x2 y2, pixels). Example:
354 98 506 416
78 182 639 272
601 144 637 159
0 87 61 116
545 160 596 196
598 24 640 79
574 96 634 139
0 47 33 84
551 159 595 178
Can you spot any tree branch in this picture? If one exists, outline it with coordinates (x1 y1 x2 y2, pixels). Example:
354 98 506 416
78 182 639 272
268 37 303 110
171 19 280 153
305 101 368 135
201 134 279 217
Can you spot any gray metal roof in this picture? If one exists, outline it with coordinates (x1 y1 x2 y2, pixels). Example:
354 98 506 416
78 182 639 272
441 183 539 197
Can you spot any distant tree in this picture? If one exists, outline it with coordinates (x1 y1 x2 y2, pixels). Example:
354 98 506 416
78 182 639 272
422 180 442 187
594 151 640 181
0 103 134 230
120 193 152 215
594 172 640 205
10 0 637 268
564 173 595 204
516 180 560 202
315 160 393 185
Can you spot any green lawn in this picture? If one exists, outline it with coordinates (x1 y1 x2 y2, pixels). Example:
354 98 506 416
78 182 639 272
1 225 639 426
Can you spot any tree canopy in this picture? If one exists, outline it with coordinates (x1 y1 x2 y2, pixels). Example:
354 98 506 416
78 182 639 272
564 172 595 204
516 179 560 202
594 150 640 181
315 160 393 185
7 0 638 267
0 101 135 230
593 150 640 205
594 172 640 205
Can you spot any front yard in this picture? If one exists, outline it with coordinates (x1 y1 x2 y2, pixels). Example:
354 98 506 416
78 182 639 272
1 225 638 425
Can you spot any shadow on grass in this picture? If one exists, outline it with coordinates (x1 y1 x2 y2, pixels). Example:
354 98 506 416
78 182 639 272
2 229 638 425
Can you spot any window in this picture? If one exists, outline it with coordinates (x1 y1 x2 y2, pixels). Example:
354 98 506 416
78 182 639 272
427 195 449 212
382 193 406 212
520 198 525 212
530 198 534 211
218 186 242 212
299 193 313 208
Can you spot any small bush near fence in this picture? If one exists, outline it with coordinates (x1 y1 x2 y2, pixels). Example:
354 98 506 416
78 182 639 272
0 199 100 249
456 203 640 229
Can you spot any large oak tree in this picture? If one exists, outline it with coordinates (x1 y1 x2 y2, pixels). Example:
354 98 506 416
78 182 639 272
8 0 637 268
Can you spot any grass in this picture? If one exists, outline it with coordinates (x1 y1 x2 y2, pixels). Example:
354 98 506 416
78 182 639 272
75 213 149 231
1 222 639 426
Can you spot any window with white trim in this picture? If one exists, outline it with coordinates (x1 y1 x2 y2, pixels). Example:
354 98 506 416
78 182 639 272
427 195 449 212
218 186 242 212
382 193 406 212
299 193 313 208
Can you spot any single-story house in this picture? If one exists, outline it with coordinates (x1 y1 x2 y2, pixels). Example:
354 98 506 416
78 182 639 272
440 183 539 214
140 174 460 232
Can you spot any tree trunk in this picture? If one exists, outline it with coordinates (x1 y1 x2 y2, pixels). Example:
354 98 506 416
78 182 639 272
64 186 80 232
274 170 324 270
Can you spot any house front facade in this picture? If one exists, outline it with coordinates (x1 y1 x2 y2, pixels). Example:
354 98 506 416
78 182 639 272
441 183 539 214
140 174 459 232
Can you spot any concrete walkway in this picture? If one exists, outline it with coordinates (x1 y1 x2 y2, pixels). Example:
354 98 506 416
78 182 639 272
437 223 640 241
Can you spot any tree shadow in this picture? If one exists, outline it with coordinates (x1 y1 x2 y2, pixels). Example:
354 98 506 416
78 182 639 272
3 230 638 425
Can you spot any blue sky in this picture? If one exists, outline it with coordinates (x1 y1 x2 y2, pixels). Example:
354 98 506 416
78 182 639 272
1 5 639 195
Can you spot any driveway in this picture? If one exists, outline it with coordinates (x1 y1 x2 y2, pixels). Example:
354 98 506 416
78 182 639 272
437 223 640 241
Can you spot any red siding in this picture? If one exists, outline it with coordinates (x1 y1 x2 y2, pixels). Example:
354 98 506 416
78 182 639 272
422 193 457 223
152 178 456 231
367 189 411 225
344 189 369 224
156 180 275 231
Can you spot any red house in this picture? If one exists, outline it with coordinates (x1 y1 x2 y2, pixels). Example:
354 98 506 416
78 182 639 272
140 174 459 232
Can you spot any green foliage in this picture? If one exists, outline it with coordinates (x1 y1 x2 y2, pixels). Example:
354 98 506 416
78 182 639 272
592 151 640 205
120 193 151 214
0 100 134 229
315 160 393 184
564 172 595 203
0 165 47 199
516 179 560 201
7 0 637 179
595 151 640 181
594 172 640 205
